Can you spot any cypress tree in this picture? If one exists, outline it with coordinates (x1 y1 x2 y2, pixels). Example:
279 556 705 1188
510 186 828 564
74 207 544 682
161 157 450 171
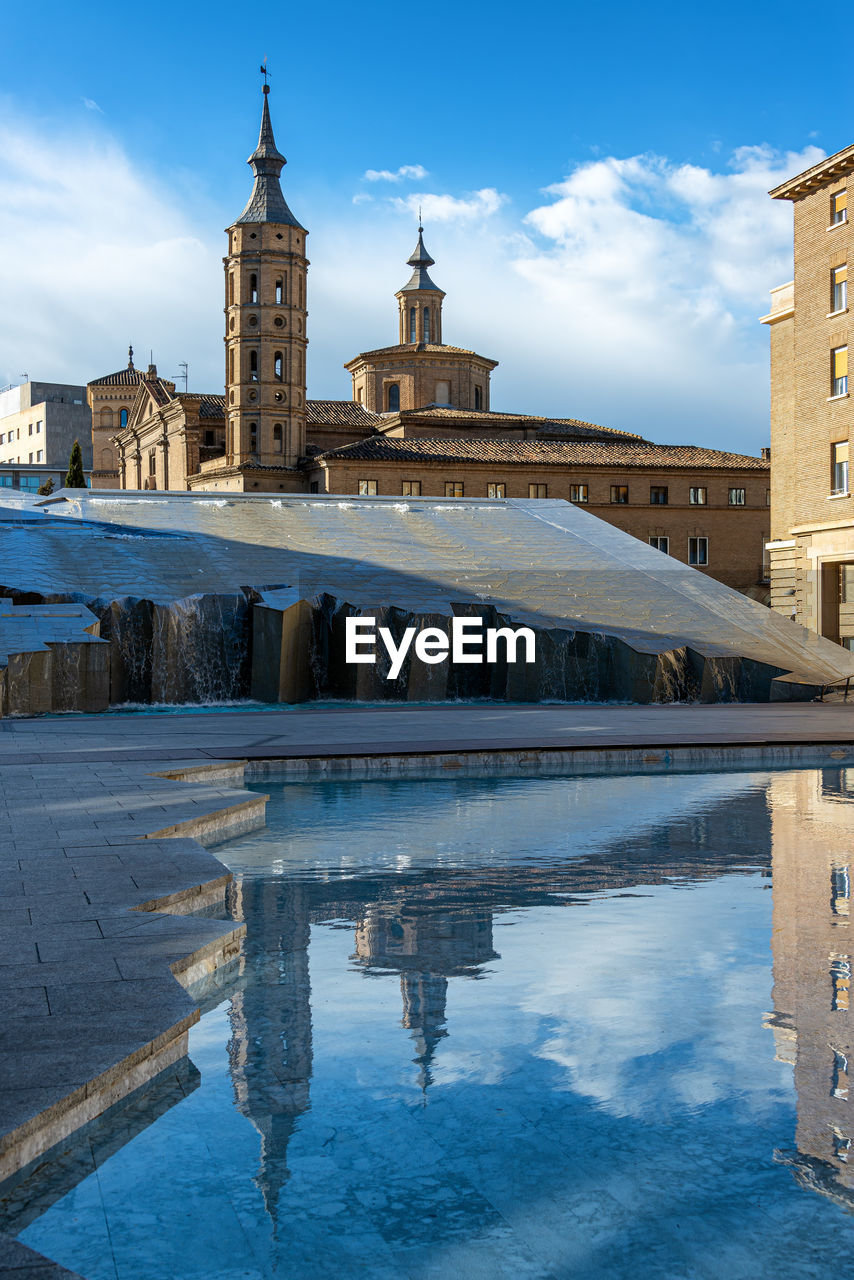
37 476 55 496
65 440 86 489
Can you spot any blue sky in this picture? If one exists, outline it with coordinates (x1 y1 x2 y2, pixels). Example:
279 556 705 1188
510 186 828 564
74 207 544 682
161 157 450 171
0 0 840 451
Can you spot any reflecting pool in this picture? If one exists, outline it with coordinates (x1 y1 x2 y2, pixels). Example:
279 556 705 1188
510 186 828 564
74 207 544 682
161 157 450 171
5 765 854 1278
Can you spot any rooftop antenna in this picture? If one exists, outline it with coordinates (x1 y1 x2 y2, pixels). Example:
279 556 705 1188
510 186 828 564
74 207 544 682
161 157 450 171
176 361 188 392
19 372 28 383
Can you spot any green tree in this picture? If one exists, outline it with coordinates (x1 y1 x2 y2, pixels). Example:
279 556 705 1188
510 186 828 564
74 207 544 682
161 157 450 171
37 476 55 496
65 440 86 489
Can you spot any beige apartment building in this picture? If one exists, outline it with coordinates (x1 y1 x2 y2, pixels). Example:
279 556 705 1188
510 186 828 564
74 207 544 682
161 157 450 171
0 380 91 489
763 145 854 646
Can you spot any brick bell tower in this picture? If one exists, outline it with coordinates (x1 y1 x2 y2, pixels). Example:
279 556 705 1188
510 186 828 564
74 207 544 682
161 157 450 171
224 76 308 479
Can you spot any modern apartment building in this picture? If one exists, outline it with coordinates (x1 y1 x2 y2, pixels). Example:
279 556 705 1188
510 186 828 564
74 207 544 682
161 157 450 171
763 145 854 646
0 380 92 488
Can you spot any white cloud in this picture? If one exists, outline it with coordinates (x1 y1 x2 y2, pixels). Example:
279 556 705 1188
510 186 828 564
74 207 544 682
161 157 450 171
81 98 103 113
363 163 428 183
0 112 222 391
0 105 820 454
393 187 508 224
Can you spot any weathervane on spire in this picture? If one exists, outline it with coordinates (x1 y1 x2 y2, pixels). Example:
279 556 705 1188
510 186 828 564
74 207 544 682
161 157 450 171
260 58 270 92
418 203 423 231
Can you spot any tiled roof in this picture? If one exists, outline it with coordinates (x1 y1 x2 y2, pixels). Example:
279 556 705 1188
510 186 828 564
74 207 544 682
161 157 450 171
173 393 226 420
306 400 384 427
88 366 146 388
348 343 494 361
315 436 769 470
398 406 644 441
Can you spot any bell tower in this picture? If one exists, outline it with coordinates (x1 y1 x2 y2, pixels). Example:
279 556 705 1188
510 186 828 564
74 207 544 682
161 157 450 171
224 77 308 474
395 225 445 346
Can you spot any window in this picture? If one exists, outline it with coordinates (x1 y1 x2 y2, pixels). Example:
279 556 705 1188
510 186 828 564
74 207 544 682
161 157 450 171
274 351 284 381
356 387 363 402
650 486 668 505
832 955 851 1011
0 433 4 444
402 480 421 496
832 265 848 313
148 450 156 476
359 479 377 495
228 273 234 305
386 383 400 412
833 346 849 396
689 536 709 566
249 350 259 381
766 488 771 506
119 409 128 428
445 481 464 497
28 452 33 463
309 481 319 493
36 421 42 433
832 441 849 494
37 450 43 462
610 485 629 504
649 536 669 553
28 424 33 436
728 487 746 505
423 307 431 343
529 483 547 498
832 865 851 918
249 423 257 453
832 191 848 226
570 484 589 503
488 483 506 498
275 278 283 304
474 385 482 410
435 380 450 404
273 424 283 453
229 349 234 382
249 273 258 303
409 307 417 343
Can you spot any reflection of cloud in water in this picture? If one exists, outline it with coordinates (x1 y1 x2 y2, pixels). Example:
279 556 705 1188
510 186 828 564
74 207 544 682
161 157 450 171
515 880 790 1119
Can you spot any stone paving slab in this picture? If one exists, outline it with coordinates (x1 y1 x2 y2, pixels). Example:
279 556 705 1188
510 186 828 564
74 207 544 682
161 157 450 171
0 757 268 1277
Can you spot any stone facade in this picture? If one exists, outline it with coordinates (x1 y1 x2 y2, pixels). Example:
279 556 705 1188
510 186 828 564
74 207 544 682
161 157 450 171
87 350 164 489
764 145 854 646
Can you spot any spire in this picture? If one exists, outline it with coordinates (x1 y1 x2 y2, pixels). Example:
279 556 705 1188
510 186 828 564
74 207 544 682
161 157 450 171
234 81 305 228
399 223 442 292
128 344 134 370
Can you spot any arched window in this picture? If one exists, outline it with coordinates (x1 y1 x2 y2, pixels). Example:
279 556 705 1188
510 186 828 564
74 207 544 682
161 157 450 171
100 447 112 469
249 423 258 453
228 273 234 305
99 407 113 428
273 424 283 452
249 351 258 381
119 408 128 428
423 307 431 343
474 385 482 411
387 383 400 412
409 307 417 343
249 273 258 304
275 278 283 304
274 351 283 381
228 350 234 382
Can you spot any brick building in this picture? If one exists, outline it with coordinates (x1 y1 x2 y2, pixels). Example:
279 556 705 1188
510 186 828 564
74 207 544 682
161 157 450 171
103 82 769 594
763 145 854 645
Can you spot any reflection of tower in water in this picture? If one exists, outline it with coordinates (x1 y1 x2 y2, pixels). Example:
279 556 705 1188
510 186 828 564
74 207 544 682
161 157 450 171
227 878 313 1222
767 768 854 1203
354 897 498 1092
